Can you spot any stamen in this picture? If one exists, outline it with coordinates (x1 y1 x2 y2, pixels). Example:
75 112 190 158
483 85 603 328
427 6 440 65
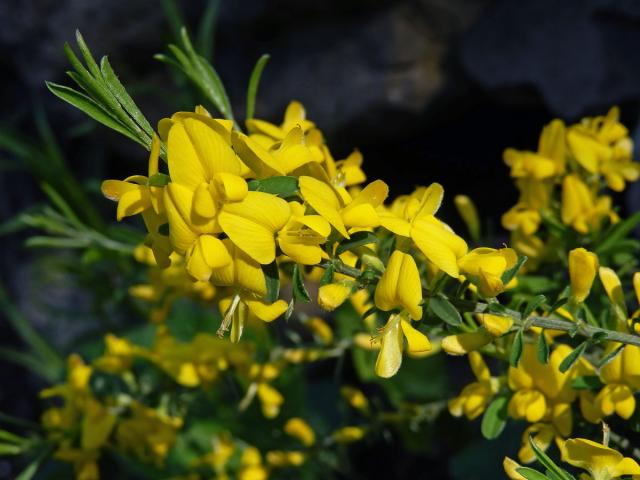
217 293 241 338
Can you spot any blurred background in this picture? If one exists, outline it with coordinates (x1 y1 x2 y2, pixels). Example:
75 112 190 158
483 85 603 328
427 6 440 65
2 0 640 478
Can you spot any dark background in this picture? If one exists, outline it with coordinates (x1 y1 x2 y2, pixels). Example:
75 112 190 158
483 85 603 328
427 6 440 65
2 0 640 478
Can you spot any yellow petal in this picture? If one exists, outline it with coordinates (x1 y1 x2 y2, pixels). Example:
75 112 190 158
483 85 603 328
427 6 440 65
599 266 628 318
414 183 444 218
411 217 467 277
299 176 349 238
218 192 290 264
231 130 285 177
568 248 599 302
284 418 315 447
478 313 513 337
186 234 232 281
117 186 150 220
469 351 491 382
400 319 431 354
164 183 197 254
318 282 353 311
374 250 423 320
245 297 288 322
374 315 403 378
441 330 493 355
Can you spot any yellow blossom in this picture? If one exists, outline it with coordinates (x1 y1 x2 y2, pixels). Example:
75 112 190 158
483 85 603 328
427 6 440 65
568 248 599 303
340 386 370 413
448 352 498 420
561 174 616 234
560 437 640 480
374 250 423 320
284 417 315 447
454 194 481 241
375 312 430 378
457 247 518 297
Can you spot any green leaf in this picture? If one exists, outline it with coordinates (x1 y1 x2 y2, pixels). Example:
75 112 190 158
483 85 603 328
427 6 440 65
570 375 604 390
100 56 155 139
559 341 588 373
481 394 509 439
292 264 311 303
196 0 220 62
429 295 462 327
284 299 295 321
596 211 640 255
16 446 52 480
597 344 625 369
247 176 298 198
523 294 547 319
548 296 569 316
501 255 528 285
262 261 280 303
536 332 549 364
528 435 575 480
510 329 524 367
515 467 550 480
46 82 144 147
335 231 378 255
320 264 334 286
246 54 270 120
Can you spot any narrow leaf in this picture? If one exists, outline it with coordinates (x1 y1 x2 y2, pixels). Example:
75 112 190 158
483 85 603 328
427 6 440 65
501 255 527 285
559 341 588 373
246 54 270 120
515 467 550 480
247 176 298 198
523 294 547 319
292 264 311 303
597 344 625 369
320 264 334 286
570 375 603 390
510 329 524 367
536 332 549 364
262 261 280 303
528 435 575 480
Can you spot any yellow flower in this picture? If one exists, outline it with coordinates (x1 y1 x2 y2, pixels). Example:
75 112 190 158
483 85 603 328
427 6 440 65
560 437 640 480
93 334 136 374
241 363 285 419
561 174 617 234
246 100 315 141
277 201 331 265
593 342 640 420
318 281 355 311
478 313 513 336
457 247 518 297
507 344 577 436
239 446 268 480
502 203 541 236
441 330 493 355
374 250 423 320
568 248 599 303
265 450 306 468
598 267 628 323
210 240 288 341
375 312 431 378
379 183 469 277
517 423 557 464
448 352 497 420
284 417 315 447
504 119 565 179
305 317 333 345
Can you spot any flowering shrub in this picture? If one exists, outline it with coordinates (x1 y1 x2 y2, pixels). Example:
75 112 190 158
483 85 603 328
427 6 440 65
3 29 640 480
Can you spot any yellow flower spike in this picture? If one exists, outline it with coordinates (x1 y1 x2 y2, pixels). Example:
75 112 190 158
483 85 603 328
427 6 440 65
340 386 370 413
454 195 481 241
503 457 527 479
318 281 355 311
568 248 599 303
598 267 628 321
441 330 493 356
457 247 518 297
560 437 640 480
374 250 423 320
374 313 430 378
478 313 513 336
299 175 349 238
218 191 291 265
284 417 315 447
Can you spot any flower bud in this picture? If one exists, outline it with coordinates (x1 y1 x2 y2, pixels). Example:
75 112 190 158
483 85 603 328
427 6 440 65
568 248 598 303
454 195 481 241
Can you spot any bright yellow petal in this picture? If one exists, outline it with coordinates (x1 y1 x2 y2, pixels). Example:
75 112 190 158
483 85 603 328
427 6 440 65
374 250 423 320
299 176 349 238
400 319 431 354
374 315 403 378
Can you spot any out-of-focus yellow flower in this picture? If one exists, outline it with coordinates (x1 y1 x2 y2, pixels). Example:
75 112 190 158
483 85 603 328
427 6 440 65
305 317 333 345
568 248 598 303
116 401 182 468
265 450 306 468
448 352 498 420
457 247 517 297
559 437 640 480
599 267 628 323
561 174 617 234
340 386 370 414
454 194 481 241
284 417 315 447
374 250 423 320
239 446 268 480
375 312 430 378
242 363 284 419
332 426 365 443
193 433 235 477
93 334 136 374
